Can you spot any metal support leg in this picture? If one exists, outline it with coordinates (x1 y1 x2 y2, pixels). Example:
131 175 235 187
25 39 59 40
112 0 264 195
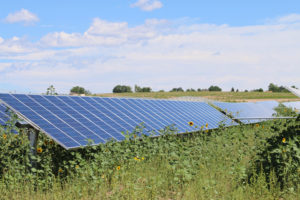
28 129 39 168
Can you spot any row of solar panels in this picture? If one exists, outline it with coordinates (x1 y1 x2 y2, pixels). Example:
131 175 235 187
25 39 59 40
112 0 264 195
0 93 299 149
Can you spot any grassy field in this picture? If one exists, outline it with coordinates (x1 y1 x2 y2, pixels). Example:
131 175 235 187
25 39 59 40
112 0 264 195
96 91 300 102
0 113 299 199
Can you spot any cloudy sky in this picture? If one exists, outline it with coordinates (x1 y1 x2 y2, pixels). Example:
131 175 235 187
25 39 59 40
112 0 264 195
0 0 300 94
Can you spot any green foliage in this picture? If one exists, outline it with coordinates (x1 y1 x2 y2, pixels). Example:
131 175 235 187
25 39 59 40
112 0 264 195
46 85 58 95
170 87 184 92
250 115 300 190
0 117 299 199
112 85 133 93
70 86 91 95
208 85 222 91
268 83 289 93
252 88 264 92
134 85 152 92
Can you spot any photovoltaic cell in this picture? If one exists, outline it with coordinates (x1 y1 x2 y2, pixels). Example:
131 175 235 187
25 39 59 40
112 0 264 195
0 93 237 149
212 101 278 124
283 101 300 113
0 103 10 125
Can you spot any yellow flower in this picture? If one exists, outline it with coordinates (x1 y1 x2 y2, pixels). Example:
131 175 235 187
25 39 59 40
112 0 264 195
188 121 194 126
49 140 54 145
200 125 204 130
205 130 209 133
58 168 63 173
255 124 259 128
141 157 145 160
133 134 137 138
116 166 121 170
75 165 79 169
262 125 264 129
134 157 140 161
205 123 208 128
3 134 7 140
283 149 286 153
101 174 105 179
37 147 43 153
282 138 286 143
44 140 48 145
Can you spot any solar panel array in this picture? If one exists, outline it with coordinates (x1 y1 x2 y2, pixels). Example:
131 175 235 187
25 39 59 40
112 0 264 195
283 101 300 113
0 103 10 125
0 94 236 149
212 101 278 124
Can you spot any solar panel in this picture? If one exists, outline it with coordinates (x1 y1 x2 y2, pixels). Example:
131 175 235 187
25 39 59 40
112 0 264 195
212 101 278 124
0 103 10 125
283 101 300 113
0 93 237 149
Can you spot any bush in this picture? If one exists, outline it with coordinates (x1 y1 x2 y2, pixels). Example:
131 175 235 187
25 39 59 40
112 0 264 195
208 85 222 91
113 85 132 93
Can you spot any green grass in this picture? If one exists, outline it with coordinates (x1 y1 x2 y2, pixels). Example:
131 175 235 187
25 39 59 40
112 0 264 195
96 91 300 102
0 116 299 199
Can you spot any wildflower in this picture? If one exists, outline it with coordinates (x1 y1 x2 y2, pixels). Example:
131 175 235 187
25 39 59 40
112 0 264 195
116 166 121 170
133 134 137 138
134 157 140 161
58 168 63 173
101 174 105 179
3 134 7 140
188 121 194 126
255 124 259 128
282 138 286 143
44 140 48 145
262 125 264 129
37 147 43 153
283 149 286 153
141 157 145 160
49 140 54 145
75 165 79 169
205 123 208 128
205 130 209 133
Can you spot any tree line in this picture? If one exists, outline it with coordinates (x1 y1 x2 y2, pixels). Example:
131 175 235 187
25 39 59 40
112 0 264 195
45 83 297 95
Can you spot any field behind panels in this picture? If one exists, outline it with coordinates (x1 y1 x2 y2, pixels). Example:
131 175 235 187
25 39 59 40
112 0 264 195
96 91 300 102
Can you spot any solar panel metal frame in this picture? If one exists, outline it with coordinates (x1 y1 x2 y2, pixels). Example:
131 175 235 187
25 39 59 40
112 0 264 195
0 93 237 149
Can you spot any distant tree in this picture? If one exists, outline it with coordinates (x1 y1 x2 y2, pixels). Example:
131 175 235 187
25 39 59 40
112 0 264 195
244 90 248 92
158 90 165 92
208 85 222 92
46 85 58 95
112 85 132 93
197 88 202 92
253 88 264 92
134 85 152 92
268 83 289 92
231 87 235 92
291 85 298 89
170 87 184 92
70 86 90 95
236 89 239 92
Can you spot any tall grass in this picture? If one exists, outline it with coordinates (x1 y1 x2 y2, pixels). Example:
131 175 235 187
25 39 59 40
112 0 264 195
0 116 299 199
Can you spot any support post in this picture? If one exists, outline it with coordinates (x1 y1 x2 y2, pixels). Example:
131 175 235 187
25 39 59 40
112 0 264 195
28 129 39 168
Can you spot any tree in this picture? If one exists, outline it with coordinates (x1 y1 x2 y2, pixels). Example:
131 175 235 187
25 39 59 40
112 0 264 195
236 89 239 92
268 83 289 92
112 85 132 93
170 87 184 92
252 88 264 92
208 85 222 92
46 85 58 95
231 87 235 92
134 85 152 92
70 86 90 95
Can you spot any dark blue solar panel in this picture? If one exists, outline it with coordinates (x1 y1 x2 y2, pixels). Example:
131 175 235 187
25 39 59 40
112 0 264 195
0 93 238 149
0 103 11 125
283 101 300 113
213 101 278 124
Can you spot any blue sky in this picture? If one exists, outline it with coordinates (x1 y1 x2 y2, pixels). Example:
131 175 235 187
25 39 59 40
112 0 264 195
1 0 300 93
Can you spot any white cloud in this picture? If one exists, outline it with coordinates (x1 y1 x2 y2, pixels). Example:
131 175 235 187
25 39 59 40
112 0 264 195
277 14 300 23
4 9 39 25
1 14 300 93
131 0 163 11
